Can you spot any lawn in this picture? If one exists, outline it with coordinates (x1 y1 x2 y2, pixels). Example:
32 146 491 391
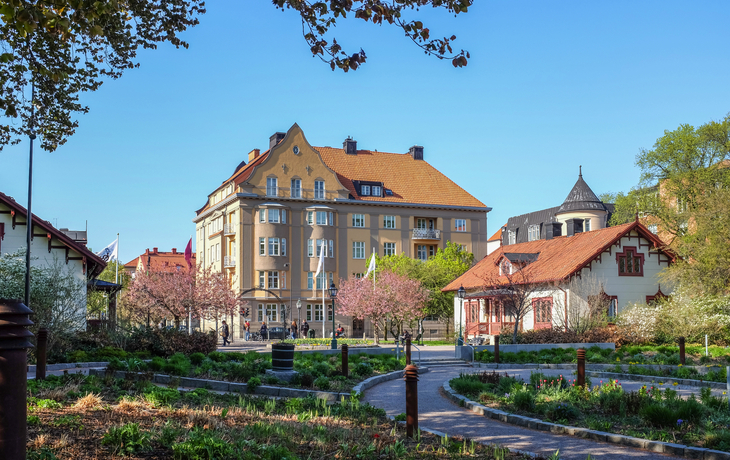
26 373 535 459
450 370 730 451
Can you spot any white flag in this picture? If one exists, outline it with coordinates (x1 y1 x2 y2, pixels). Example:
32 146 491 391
365 253 376 277
96 239 118 262
314 241 325 278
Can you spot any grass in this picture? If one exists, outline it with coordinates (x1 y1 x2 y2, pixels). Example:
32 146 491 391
26 372 535 460
450 370 730 451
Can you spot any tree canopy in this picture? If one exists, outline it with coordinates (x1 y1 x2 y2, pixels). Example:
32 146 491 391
0 0 470 152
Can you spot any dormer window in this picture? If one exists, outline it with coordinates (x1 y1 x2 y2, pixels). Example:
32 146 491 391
372 185 381 196
361 185 370 196
500 258 512 275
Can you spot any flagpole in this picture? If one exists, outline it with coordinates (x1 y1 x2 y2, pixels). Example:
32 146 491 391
188 234 192 335
115 233 119 284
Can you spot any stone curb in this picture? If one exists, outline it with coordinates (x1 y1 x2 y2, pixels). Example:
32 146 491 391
352 366 430 397
441 379 730 459
28 361 109 372
470 363 725 389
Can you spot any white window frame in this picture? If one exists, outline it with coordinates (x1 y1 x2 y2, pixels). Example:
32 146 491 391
266 304 278 322
417 245 427 261
307 239 314 257
281 238 286 256
268 238 280 256
306 211 314 225
268 271 279 289
314 304 323 321
259 238 266 256
328 240 334 258
584 219 591 232
508 230 516 245
353 242 365 259
316 211 327 225
258 271 265 289
259 209 266 223
528 224 539 242
268 208 280 223
314 180 325 199
282 210 287 224
307 272 314 289
352 214 365 227
361 185 370 196
290 179 301 198
383 242 396 256
383 215 396 229
266 177 278 197
306 304 313 321
372 185 381 196
316 239 325 257
455 219 467 232
257 304 265 322
329 212 334 226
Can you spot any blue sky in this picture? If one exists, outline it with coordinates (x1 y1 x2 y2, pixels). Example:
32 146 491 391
1 0 728 263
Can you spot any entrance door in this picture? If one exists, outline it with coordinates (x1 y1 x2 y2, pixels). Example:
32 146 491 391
352 318 365 338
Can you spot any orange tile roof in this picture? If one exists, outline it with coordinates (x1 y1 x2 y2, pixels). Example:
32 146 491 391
125 250 196 272
316 147 486 208
488 226 505 242
443 221 675 292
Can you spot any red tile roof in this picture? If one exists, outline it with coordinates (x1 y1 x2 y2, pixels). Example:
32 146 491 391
488 226 505 242
443 221 675 292
124 249 195 272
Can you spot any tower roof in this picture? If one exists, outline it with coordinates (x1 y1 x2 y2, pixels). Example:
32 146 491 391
557 166 607 214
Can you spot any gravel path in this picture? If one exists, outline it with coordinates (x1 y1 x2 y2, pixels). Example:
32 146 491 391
361 366 680 460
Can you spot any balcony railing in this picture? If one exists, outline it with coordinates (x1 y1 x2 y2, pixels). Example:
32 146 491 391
411 228 441 240
224 256 236 268
223 223 236 235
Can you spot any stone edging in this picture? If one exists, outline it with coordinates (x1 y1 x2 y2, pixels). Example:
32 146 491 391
441 379 729 459
28 362 109 372
353 367 430 396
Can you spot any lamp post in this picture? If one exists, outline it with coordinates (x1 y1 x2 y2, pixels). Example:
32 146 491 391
329 283 338 350
457 285 465 347
296 299 301 338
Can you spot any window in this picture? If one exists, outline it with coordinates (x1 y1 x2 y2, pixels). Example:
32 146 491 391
314 180 325 199
500 258 512 276
372 185 381 196
648 224 658 234
617 246 644 276
281 239 286 256
307 239 314 257
307 272 314 290
608 297 618 318
416 218 427 229
328 240 334 258
268 238 280 256
306 304 324 321
329 212 334 225
216 244 220 261
361 185 370 196
257 304 265 322
352 214 365 227
268 271 279 289
268 208 280 223
532 298 552 326
259 209 265 223
507 230 516 245
353 242 365 259
459 244 467 252
259 238 266 256
316 211 327 225
417 245 427 261
265 304 278 322
455 219 467 232
291 179 301 198
306 304 312 321
282 210 286 224
383 242 396 256
584 219 591 232
266 177 278 197
308 272 328 290
306 211 314 225
528 224 540 242
258 271 265 289
316 239 325 257
353 273 364 279
383 215 396 229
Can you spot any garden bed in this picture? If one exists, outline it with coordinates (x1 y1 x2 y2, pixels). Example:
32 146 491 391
25 373 533 460
447 370 730 455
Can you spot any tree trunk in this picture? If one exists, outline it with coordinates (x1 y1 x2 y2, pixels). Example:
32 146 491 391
512 318 519 344
175 316 181 329
372 318 380 345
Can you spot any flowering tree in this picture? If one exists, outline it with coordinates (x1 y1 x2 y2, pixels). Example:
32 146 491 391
337 270 429 344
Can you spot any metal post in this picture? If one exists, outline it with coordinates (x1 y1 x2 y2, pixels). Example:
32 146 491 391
727 366 730 412
577 348 586 387
24 84 36 309
494 335 500 364
0 299 35 460
679 337 686 365
404 364 418 438
330 297 337 350
341 344 349 378
458 297 464 346
405 337 412 365
36 328 48 381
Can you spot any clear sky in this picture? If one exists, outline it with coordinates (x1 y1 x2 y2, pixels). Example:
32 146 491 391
1 0 728 264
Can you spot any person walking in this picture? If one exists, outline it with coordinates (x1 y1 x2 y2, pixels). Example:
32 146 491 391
244 320 251 341
291 320 298 339
260 322 268 340
221 320 230 347
301 320 309 339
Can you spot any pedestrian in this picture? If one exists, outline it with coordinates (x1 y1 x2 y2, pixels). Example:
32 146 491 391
291 320 298 339
244 320 251 341
260 322 268 340
221 320 230 346
301 320 309 339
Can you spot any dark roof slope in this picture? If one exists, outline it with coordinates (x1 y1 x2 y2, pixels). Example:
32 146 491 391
504 206 561 244
557 173 607 214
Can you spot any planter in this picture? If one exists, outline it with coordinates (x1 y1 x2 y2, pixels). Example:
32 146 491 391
271 343 295 371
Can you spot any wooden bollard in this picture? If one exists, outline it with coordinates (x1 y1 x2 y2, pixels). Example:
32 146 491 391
405 338 411 365
577 348 586 387
494 335 500 364
0 299 35 460
679 337 686 365
36 328 48 381
404 364 418 438
341 344 349 378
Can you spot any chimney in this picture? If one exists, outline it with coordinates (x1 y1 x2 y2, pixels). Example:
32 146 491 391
145 248 150 255
172 248 177 254
409 145 424 160
545 222 563 240
343 137 357 155
248 149 260 162
153 247 158 254
269 132 286 149
565 218 584 237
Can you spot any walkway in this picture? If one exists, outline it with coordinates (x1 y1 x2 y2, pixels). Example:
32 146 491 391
361 366 680 460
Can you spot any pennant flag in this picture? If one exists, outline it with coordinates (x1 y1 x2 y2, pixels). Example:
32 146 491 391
365 253 376 277
314 241 325 278
184 238 193 268
96 239 118 262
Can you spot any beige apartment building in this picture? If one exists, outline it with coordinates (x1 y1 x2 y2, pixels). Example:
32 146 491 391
193 124 490 339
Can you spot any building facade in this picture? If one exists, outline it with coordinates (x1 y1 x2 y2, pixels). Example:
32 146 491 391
193 124 490 338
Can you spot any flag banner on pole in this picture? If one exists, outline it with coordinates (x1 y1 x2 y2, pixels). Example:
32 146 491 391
365 253 376 277
96 240 118 262
184 238 193 268
314 243 325 278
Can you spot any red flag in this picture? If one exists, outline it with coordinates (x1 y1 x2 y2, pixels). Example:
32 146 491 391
184 238 193 268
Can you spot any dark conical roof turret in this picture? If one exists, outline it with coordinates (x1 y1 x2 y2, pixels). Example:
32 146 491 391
557 166 607 214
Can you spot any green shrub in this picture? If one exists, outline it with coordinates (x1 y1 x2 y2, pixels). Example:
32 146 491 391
545 402 579 421
314 376 330 391
312 362 332 378
353 362 373 377
95 346 127 360
300 372 314 388
247 376 262 393
172 428 234 459
207 351 227 363
143 387 181 406
640 404 676 428
27 415 41 426
27 447 59 460
189 352 206 365
153 421 183 449
675 397 705 424
497 376 521 394
148 356 165 372
510 386 534 410
264 375 279 385
705 430 730 451
66 350 89 363
102 423 151 455
126 327 217 358
450 377 487 397
35 399 63 409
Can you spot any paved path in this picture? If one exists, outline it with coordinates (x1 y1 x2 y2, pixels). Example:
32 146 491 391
362 366 679 460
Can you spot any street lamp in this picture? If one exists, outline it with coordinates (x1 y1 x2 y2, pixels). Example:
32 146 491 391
329 283 338 350
296 299 301 338
457 285 465 346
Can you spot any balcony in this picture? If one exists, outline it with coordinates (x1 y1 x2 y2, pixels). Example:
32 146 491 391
224 256 236 268
412 228 441 240
223 223 236 236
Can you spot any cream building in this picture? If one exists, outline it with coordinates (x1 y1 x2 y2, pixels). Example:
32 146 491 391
193 124 490 339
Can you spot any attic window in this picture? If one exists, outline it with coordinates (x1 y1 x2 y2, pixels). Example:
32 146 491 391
385 189 393 196
372 186 381 196
361 185 370 196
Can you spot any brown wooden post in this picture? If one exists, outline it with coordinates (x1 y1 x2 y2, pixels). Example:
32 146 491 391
679 337 686 365
341 344 349 378
0 299 35 460
405 337 411 365
404 364 418 438
494 335 500 364
36 328 48 381
577 348 586 387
